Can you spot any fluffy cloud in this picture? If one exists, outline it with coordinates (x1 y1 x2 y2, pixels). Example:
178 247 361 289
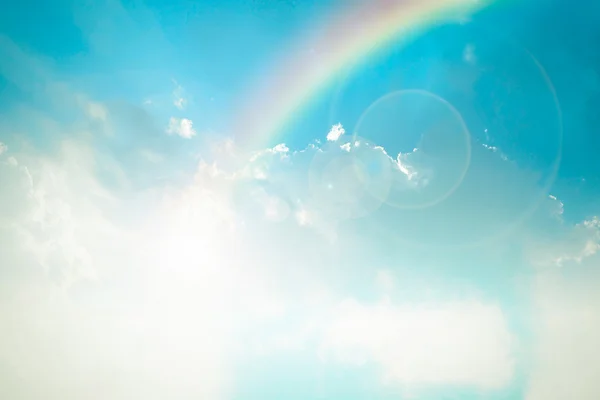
321 297 514 390
526 269 600 400
3 1 599 397
523 217 600 400
166 117 196 138
0 143 233 399
326 123 345 141
2 110 600 400
194 129 600 398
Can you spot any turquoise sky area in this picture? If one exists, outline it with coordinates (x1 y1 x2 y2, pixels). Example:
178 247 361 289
2 1 600 399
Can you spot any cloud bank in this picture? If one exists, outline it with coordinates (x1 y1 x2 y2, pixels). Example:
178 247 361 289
2 106 600 399
1 25 600 399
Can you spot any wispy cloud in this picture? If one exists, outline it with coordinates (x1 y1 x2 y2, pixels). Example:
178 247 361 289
172 80 187 110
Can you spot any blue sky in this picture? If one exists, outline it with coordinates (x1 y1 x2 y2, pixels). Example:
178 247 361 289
1 0 600 399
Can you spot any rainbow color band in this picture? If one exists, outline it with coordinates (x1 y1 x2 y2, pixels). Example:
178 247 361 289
234 0 490 149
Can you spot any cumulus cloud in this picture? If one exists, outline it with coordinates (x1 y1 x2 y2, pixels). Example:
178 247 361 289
3 94 600 399
203 131 600 399
0 143 236 400
185 131 575 396
4 2 600 397
166 117 196 138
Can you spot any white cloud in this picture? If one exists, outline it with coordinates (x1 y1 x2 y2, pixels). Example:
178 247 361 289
2 89 600 399
249 142 290 162
523 216 600 400
0 140 248 399
327 123 345 141
166 117 196 138
486 187 600 400
526 216 600 268
0 143 122 288
273 143 289 153
320 297 515 390
527 264 600 400
3 8 600 398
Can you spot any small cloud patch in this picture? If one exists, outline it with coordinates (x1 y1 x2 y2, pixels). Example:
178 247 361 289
327 123 346 142
172 80 187 110
166 117 196 139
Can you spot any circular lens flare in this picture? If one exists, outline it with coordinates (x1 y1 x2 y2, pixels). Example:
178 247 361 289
354 89 471 210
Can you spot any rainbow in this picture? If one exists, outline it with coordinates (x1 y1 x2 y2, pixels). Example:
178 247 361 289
234 0 490 149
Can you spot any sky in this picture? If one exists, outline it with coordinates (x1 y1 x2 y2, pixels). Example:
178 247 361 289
1 0 600 399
